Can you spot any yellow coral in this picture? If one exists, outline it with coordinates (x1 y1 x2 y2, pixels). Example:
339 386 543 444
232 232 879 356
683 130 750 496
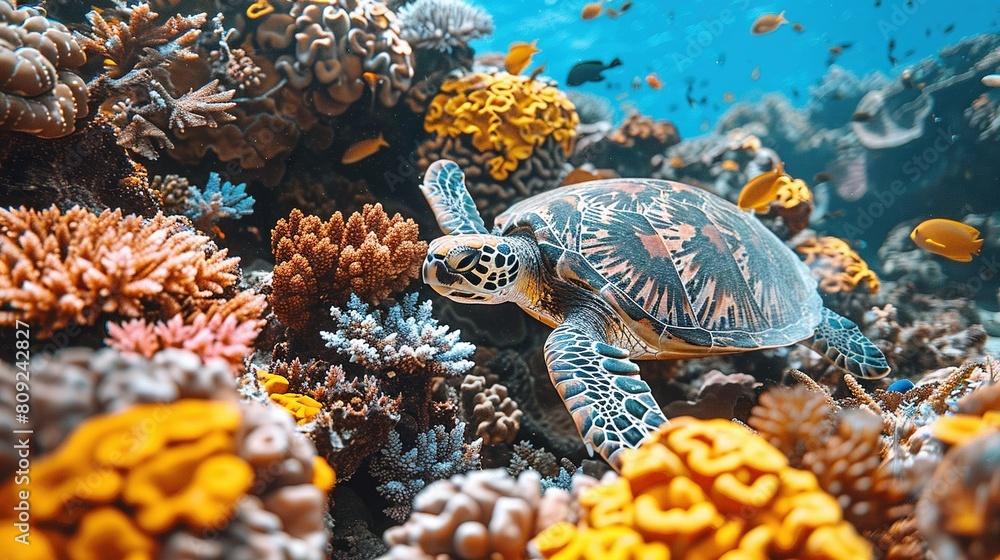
0 400 252 558
424 72 579 181
256 369 324 424
773 177 813 209
533 417 873 560
930 410 1000 445
795 235 880 294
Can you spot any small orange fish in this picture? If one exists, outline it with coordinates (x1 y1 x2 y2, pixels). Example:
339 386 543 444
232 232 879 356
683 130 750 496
362 72 381 88
581 2 603 20
829 46 843 56
342 134 389 164
721 160 740 172
792 22 804 33
751 11 788 35
505 40 540 76
910 219 983 262
737 163 788 212
606 7 619 18
751 66 760 80
668 156 685 168
645 73 662 90
723 91 735 103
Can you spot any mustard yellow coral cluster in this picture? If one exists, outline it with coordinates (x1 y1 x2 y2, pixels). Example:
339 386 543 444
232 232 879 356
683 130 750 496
533 417 873 560
424 72 579 181
795 235 880 294
0 400 252 559
257 369 323 424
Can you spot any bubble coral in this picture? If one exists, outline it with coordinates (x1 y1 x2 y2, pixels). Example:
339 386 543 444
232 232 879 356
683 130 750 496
270 204 426 333
0 0 88 138
532 416 874 560
795 234 880 294
0 206 240 337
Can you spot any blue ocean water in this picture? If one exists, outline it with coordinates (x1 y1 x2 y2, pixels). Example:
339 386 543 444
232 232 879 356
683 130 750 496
474 0 1000 136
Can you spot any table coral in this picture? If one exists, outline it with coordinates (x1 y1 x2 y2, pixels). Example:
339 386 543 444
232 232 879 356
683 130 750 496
532 416 874 560
270 204 426 333
0 206 240 337
795 234 880 294
0 0 88 138
418 71 579 222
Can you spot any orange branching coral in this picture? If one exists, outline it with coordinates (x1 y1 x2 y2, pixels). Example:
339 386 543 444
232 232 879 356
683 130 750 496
0 206 240 337
532 417 873 560
795 235 880 294
748 385 834 468
424 72 579 181
270 204 426 332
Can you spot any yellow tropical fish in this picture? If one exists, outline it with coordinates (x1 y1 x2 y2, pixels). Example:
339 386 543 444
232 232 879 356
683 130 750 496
910 218 983 262
342 134 389 164
505 40 540 76
737 163 788 212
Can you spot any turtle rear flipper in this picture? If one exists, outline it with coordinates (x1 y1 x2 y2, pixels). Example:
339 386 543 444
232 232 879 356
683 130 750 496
421 159 488 235
807 307 890 379
545 314 668 470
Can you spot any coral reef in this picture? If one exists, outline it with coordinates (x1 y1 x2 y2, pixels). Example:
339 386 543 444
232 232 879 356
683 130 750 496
398 0 494 53
181 172 255 232
418 71 579 222
0 206 239 337
0 0 88 138
270 204 425 333
573 111 680 179
460 373 522 446
532 417 873 559
795 234 880 294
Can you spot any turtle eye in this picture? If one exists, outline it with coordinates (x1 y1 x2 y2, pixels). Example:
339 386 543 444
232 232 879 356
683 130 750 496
446 246 481 272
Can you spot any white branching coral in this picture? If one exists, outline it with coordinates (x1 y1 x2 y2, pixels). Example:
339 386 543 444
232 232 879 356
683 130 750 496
322 293 475 378
371 423 482 522
397 0 494 53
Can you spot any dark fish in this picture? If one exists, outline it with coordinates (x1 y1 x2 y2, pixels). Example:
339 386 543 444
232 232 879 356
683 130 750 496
685 83 696 108
792 87 800 98
717 52 726 66
925 28 931 37
903 48 916 57
875 0 882 6
944 23 955 33
851 111 875 122
813 172 834 183
566 58 622 86
699 96 707 106
888 37 898 66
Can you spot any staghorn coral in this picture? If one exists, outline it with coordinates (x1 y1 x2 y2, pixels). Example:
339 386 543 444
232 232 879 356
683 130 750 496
0 206 240 337
460 374 521 446
181 171 255 232
795 234 880 294
371 423 482 522
0 347 332 559
418 71 579 222
252 0 415 116
532 416 873 560
270 204 425 333
106 290 267 370
397 0 493 53
0 0 88 138
256 358 401 480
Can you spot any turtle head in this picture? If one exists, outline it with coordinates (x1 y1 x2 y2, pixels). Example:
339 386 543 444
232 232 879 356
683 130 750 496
424 234 521 303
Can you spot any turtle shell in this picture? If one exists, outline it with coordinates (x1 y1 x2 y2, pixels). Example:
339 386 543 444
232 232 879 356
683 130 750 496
493 179 824 353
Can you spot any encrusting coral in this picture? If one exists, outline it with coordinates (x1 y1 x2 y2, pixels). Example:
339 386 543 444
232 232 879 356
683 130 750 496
795 234 880 294
418 71 579 222
0 205 240 337
532 416 874 560
0 348 333 559
270 204 426 333
0 0 89 138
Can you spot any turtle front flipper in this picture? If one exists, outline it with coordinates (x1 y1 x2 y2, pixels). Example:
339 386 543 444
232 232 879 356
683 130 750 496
807 307 890 379
420 159 488 235
544 316 668 470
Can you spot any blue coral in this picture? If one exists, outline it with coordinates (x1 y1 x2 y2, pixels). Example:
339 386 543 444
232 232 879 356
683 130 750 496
371 423 482 522
321 293 475 378
183 172 254 229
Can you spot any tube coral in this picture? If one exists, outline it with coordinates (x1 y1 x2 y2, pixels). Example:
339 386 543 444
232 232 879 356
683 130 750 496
0 206 240 337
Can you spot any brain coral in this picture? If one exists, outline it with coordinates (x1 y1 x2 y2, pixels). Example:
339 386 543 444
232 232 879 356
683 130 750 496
0 0 88 138
532 416 873 560
418 71 579 222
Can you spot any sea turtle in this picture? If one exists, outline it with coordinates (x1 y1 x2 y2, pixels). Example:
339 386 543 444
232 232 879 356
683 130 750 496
419 159 889 469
